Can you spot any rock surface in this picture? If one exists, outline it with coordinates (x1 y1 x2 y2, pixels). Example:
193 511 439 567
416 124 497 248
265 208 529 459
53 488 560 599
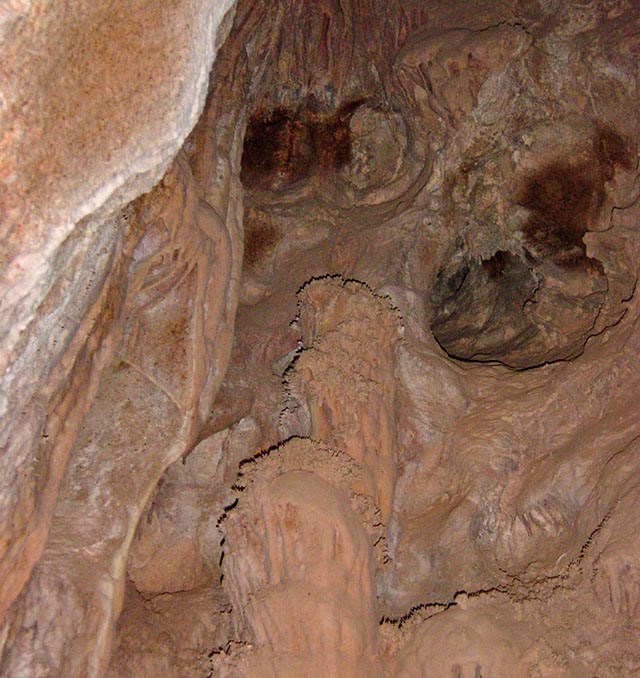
2 0 640 676
0 0 239 673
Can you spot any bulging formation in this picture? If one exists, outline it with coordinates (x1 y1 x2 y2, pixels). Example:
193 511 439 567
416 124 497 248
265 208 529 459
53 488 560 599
1 1 639 676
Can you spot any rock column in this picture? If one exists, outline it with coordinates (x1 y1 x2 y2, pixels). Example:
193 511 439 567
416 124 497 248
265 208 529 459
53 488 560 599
219 278 401 676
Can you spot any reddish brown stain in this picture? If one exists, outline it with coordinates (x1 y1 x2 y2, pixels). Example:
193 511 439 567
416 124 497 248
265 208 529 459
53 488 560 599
595 123 635 179
240 98 366 191
518 161 600 258
517 125 633 267
241 108 313 190
243 211 280 269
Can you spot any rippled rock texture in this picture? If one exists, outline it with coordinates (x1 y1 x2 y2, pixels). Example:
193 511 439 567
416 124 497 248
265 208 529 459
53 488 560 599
2 0 640 676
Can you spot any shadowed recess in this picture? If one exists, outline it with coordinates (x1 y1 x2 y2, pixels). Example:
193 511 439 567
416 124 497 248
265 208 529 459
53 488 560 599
429 123 633 369
240 98 366 191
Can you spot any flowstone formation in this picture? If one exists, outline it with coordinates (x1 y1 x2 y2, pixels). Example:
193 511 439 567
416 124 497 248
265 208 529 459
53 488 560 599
1 0 640 676
216 279 400 677
0 0 236 624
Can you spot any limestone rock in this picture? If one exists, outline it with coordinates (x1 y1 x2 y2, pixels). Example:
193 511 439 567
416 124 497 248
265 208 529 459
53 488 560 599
0 0 237 624
2 0 640 675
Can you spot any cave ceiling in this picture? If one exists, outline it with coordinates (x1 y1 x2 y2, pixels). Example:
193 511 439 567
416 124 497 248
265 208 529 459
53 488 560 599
1 0 640 676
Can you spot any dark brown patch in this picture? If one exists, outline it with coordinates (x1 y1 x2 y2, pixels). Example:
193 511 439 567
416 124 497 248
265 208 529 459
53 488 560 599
595 123 635 180
240 108 314 190
517 124 634 268
240 98 366 191
481 250 511 279
243 212 280 269
518 161 601 261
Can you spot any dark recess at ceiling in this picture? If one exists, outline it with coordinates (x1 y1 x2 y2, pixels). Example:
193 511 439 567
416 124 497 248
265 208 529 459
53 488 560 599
240 98 366 191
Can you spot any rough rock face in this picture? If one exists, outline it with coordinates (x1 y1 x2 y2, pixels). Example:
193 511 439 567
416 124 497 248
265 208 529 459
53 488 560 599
0 0 236 622
0 0 240 674
217 279 399 677
430 118 635 368
2 0 640 676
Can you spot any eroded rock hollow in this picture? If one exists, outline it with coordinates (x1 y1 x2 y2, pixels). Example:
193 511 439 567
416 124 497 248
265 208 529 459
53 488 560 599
1 0 640 676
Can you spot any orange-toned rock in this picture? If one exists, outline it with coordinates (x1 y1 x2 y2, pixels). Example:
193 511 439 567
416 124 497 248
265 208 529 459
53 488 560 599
0 0 237 626
2 0 640 675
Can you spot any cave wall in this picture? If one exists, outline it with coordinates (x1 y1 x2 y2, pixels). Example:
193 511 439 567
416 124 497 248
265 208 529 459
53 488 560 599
208 0 640 674
1 0 640 676
0 0 239 673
